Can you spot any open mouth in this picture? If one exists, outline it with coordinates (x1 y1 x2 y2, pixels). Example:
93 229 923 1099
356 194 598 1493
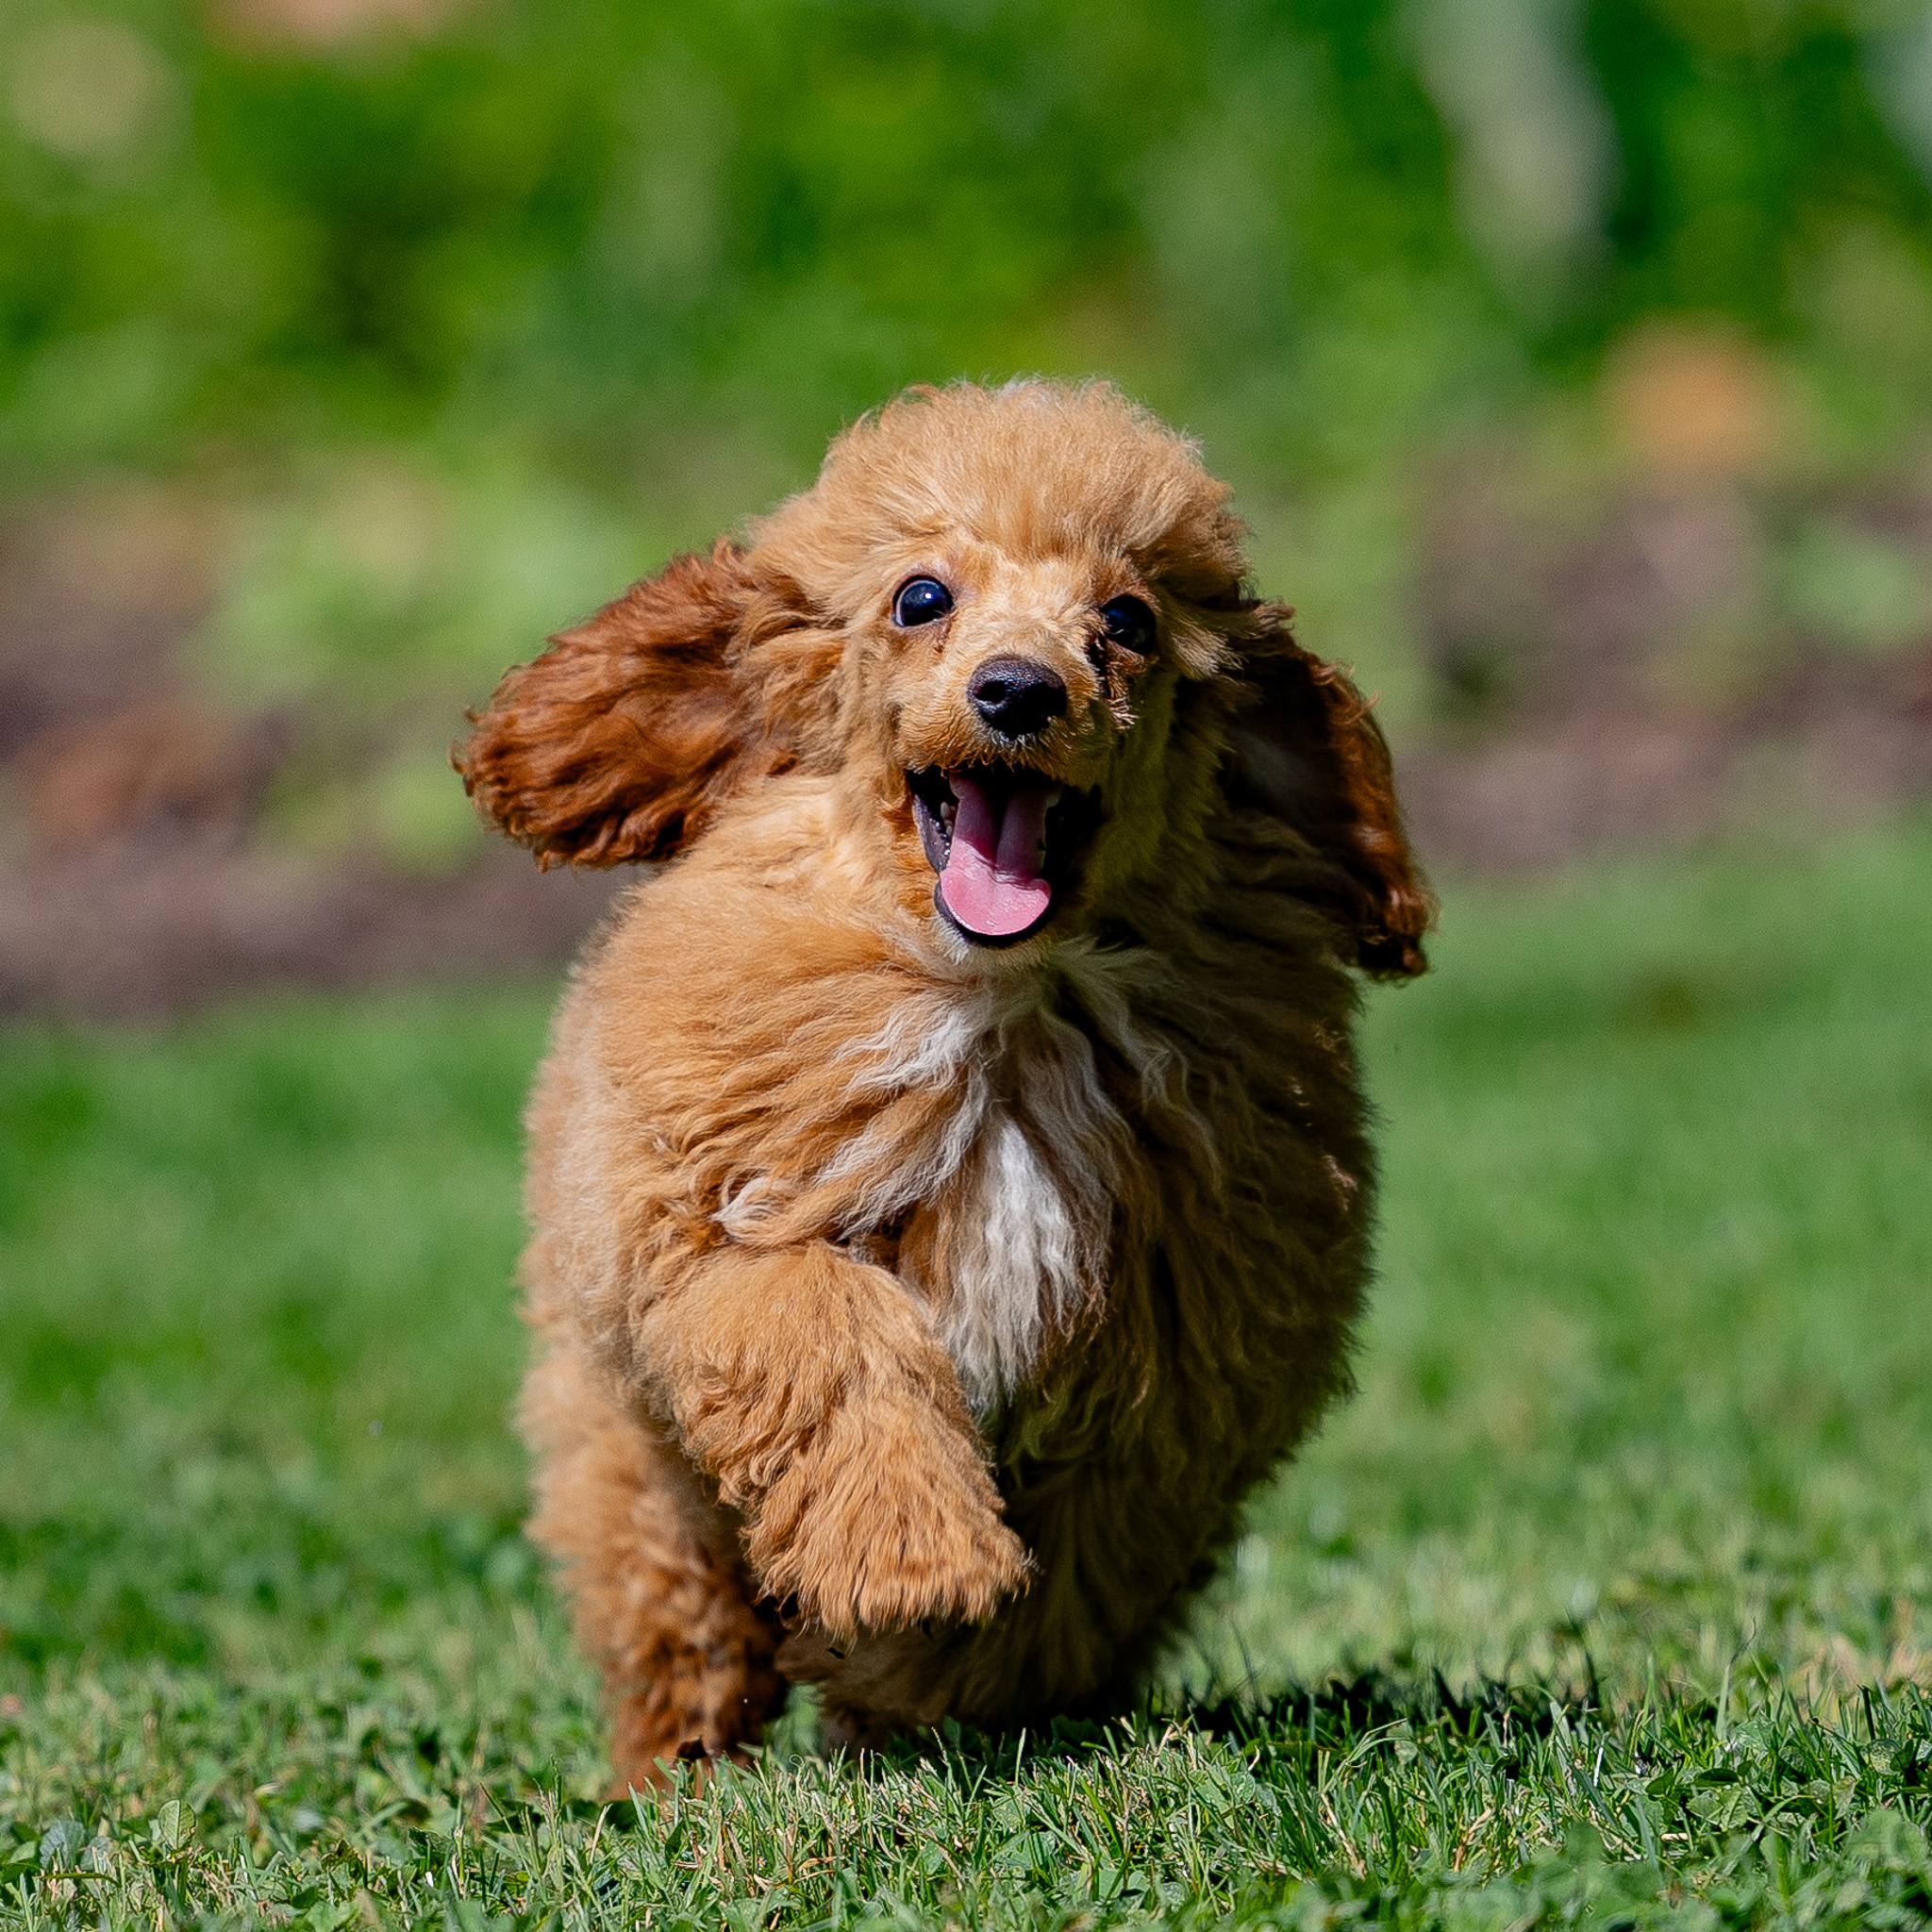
908 766 1095 947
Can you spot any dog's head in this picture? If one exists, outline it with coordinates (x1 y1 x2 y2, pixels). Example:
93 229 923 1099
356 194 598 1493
458 380 1429 975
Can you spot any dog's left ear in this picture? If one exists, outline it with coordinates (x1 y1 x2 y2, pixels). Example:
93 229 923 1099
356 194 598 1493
1223 614 1434 978
458 541 833 867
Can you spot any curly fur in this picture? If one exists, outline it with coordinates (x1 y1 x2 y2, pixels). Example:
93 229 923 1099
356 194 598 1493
458 378 1432 1786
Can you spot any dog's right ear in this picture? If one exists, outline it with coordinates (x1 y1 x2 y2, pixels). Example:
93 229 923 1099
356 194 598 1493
457 541 832 866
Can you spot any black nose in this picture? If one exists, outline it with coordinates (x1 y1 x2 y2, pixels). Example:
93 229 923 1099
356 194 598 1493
968 657 1068 740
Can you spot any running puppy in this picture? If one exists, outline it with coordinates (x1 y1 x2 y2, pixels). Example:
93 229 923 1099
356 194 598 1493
458 378 1430 1787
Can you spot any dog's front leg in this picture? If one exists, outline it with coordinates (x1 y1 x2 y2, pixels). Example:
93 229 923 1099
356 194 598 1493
629 1239 1030 1640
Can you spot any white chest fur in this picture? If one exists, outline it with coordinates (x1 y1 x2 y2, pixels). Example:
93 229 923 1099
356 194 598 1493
843 946 1191 1415
920 1106 1091 1414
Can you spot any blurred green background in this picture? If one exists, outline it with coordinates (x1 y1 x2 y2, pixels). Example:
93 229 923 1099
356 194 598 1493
4 0 1932 936
6 9 1932 1914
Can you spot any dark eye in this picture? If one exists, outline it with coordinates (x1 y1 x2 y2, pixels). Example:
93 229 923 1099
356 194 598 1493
892 576 954 626
1098 595 1157 656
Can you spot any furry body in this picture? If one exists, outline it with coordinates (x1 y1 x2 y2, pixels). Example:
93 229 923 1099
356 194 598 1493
460 381 1428 1785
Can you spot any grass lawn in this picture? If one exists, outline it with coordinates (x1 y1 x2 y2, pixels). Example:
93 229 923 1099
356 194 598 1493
3 818 1931 1928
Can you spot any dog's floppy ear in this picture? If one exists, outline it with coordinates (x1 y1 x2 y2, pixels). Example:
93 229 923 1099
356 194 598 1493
458 541 828 867
1224 610 1434 978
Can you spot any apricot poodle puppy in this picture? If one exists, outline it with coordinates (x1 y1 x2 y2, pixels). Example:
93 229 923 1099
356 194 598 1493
458 378 1430 1788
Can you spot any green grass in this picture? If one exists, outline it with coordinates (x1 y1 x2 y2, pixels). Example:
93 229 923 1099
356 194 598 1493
5 819 1932 1927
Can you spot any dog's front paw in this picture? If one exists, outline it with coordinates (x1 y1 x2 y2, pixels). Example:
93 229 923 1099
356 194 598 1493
745 1402 1029 1639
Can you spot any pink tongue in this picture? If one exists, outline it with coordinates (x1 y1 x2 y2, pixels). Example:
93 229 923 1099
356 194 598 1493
937 774 1053 938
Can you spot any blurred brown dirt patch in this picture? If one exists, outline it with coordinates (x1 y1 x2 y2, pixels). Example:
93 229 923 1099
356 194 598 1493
0 490 618 1022
1402 419 1932 871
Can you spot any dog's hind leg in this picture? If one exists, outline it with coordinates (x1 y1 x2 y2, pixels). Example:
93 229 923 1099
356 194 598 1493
521 1333 787 1792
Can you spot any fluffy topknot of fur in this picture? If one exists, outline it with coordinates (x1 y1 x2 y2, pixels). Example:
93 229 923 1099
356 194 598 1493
750 379 1253 617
